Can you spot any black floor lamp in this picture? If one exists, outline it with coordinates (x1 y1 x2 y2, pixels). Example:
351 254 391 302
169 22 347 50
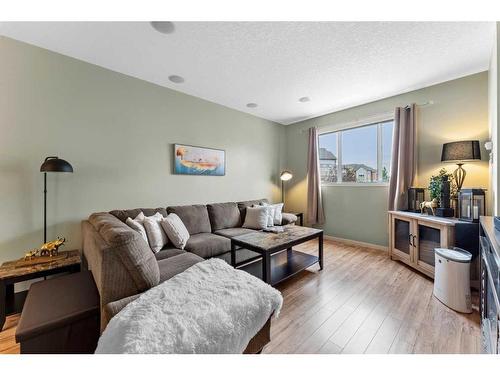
40 156 73 243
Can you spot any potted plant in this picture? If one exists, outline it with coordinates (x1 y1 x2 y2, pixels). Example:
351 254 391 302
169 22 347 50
428 168 456 204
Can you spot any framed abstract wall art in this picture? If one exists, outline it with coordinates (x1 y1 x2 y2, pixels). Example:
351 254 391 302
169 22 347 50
174 144 225 176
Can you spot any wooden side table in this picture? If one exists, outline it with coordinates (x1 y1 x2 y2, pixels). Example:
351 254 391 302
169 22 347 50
0 250 81 331
294 213 304 226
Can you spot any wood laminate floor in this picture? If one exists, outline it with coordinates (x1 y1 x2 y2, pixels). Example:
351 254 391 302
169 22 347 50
0 239 481 354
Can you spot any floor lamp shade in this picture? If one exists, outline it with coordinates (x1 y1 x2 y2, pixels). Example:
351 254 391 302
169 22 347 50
40 157 74 173
441 141 481 191
40 157 73 243
280 170 293 181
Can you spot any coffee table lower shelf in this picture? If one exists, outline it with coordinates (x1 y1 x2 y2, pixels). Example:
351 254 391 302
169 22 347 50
237 249 319 286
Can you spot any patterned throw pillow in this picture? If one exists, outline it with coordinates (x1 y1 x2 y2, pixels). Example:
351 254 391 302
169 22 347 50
258 202 284 226
271 203 284 225
143 212 169 253
161 213 190 250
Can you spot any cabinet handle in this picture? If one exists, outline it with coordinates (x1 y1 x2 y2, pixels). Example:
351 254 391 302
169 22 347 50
497 313 500 354
497 316 500 354
412 235 417 247
409 234 413 246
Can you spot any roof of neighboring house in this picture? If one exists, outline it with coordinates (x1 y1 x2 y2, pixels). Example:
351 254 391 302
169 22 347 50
319 148 337 160
343 163 377 172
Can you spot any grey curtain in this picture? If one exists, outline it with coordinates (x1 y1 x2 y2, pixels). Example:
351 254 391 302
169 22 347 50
307 127 325 225
388 104 417 211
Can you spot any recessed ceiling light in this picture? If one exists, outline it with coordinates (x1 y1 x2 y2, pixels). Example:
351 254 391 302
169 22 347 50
246 103 258 108
168 75 185 84
299 96 311 102
150 21 175 34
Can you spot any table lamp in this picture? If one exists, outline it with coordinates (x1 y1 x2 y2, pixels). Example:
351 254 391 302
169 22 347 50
40 156 73 243
441 140 481 191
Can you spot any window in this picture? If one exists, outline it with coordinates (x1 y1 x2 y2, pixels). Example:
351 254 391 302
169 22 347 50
319 132 338 183
318 119 394 184
341 125 377 182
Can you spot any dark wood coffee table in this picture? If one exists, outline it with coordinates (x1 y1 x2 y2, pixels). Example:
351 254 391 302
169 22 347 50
230 226 323 285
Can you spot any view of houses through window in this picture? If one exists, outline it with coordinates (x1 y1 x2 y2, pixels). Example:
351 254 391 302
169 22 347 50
319 119 394 184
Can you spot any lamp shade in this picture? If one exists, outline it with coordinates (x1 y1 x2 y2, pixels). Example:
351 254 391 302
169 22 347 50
280 170 293 181
40 157 73 173
441 141 481 163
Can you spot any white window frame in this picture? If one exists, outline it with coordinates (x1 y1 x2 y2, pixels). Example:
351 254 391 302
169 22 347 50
318 115 394 187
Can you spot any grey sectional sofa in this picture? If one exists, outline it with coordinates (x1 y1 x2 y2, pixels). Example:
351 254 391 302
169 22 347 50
81 198 297 353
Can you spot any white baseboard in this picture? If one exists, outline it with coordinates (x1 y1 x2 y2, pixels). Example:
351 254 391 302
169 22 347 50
324 235 388 253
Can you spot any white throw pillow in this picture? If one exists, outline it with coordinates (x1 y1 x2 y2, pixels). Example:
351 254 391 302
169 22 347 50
258 202 283 226
243 206 270 230
271 203 284 225
143 212 169 253
125 212 149 244
266 206 276 227
161 213 190 250
256 203 274 227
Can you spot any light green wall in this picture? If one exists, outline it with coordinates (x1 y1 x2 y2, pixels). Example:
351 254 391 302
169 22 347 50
489 22 500 216
0 35 491 261
285 72 490 247
0 36 285 264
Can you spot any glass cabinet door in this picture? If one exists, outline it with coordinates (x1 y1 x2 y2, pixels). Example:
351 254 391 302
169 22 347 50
393 217 412 261
416 223 441 269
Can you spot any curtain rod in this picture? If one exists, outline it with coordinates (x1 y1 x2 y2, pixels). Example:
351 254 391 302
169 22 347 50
404 100 434 109
300 100 434 134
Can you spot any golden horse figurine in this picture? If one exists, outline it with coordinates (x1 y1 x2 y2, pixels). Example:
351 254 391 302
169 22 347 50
420 198 439 216
40 237 66 257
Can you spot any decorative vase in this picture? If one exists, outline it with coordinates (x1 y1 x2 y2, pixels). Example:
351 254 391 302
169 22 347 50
440 176 450 208
436 175 454 217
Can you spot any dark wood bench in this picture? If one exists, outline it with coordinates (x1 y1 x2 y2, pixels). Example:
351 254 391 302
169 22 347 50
15 271 100 354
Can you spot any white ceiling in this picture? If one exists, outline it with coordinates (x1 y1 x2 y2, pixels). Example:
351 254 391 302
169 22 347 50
0 22 495 125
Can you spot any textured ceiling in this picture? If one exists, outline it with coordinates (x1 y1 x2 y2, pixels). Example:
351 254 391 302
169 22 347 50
0 22 495 125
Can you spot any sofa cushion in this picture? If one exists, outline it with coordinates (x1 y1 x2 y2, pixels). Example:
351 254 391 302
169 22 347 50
184 233 231 258
167 205 211 235
207 202 242 231
214 227 256 239
88 212 160 291
281 213 298 225
158 253 203 283
154 247 186 261
104 294 141 325
237 198 269 223
110 208 168 223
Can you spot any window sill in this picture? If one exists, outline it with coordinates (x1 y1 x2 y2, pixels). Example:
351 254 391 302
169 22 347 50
321 182 390 187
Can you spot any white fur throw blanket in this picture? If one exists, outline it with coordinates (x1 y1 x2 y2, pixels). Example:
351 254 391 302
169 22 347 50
96 258 283 354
